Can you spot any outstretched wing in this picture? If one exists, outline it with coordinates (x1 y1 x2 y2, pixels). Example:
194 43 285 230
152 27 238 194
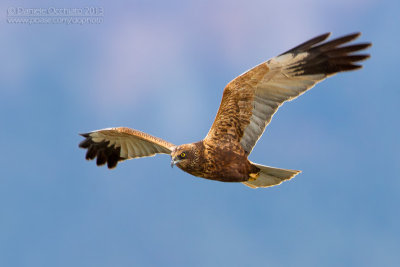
79 127 175 168
205 32 371 154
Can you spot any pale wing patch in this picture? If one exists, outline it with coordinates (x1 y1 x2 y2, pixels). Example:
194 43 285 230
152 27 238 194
240 54 326 154
270 52 309 66
89 128 174 159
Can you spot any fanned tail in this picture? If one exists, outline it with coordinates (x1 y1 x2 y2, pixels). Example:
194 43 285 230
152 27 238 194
243 162 301 188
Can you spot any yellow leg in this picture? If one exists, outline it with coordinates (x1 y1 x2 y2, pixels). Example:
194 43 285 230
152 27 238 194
248 172 259 182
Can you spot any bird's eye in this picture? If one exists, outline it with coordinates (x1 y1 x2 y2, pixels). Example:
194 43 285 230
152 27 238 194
180 152 186 158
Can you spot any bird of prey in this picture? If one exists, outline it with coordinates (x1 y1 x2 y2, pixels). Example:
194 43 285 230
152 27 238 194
79 32 371 188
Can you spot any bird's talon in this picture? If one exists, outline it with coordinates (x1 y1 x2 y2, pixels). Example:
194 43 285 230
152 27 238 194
248 172 259 181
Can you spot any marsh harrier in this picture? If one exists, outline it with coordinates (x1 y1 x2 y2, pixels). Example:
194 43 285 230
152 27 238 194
79 32 371 188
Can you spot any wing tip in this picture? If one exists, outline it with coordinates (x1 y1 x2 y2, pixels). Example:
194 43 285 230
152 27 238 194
312 32 332 43
321 32 332 40
348 31 362 39
78 129 124 168
78 136 91 149
79 132 90 138
288 32 371 76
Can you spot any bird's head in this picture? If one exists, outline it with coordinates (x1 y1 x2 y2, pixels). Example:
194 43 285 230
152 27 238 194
170 143 195 168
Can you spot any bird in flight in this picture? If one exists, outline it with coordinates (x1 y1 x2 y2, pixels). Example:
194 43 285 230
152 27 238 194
79 32 371 188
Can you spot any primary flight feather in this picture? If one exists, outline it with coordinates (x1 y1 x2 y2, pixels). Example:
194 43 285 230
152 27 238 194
79 32 371 188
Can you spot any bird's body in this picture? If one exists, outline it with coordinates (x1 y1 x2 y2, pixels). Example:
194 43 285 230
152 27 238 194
172 141 259 182
79 32 371 188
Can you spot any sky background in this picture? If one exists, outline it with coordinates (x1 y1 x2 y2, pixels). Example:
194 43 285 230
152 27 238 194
1 0 399 266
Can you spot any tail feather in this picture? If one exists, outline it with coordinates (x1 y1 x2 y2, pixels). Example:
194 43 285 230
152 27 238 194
243 163 301 189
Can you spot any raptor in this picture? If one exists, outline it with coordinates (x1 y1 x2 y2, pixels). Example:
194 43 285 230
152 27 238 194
79 32 371 188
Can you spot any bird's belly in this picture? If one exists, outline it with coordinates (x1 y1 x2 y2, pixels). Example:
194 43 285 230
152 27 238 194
185 160 253 183
177 144 257 183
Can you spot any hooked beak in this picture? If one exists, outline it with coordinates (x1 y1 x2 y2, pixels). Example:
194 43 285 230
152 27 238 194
170 157 181 168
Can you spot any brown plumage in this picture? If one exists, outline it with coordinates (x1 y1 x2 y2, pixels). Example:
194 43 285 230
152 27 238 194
79 32 371 188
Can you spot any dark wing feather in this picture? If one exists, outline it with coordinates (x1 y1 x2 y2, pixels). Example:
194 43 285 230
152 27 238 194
79 127 175 169
205 32 371 154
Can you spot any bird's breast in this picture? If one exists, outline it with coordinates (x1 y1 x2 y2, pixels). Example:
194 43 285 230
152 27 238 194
179 142 253 182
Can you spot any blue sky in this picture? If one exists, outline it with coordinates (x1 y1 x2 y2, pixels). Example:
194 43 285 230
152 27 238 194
1 0 399 266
